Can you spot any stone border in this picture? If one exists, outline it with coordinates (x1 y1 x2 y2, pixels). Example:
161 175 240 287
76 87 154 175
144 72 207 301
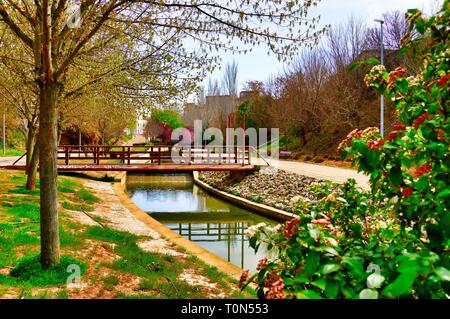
193 172 296 222
114 172 244 281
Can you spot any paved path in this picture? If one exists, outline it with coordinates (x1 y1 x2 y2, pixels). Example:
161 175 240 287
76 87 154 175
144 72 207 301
0 156 25 167
253 157 370 189
125 134 146 146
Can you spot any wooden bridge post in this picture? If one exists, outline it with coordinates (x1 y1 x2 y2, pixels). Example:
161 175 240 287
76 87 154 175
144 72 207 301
158 146 161 165
127 146 131 165
150 146 153 164
65 146 69 165
94 146 100 165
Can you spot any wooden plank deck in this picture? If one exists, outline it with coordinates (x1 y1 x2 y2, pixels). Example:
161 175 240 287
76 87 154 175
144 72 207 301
1 164 255 172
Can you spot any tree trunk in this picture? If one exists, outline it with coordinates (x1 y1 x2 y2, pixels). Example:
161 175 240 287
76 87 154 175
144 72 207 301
300 127 306 146
39 83 60 268
25 125 36 174
26 142 39 190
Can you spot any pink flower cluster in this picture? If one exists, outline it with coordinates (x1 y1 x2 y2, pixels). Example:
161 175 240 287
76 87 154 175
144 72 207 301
414 164 431 178
392 124 407 131
366 138 384 151
337 129 361 152
311 218 331 226
388 67 408 87
413 112 432 128
386 131 399 141
283 216 301 237
364 65 387 87
402 188 414 198
238 270 249 288
437 74 450 86
438 129 445 141
256 258 268 271
266 278 285 299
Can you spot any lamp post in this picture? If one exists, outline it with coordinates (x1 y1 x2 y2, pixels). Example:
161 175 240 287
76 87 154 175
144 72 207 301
374 19 385 137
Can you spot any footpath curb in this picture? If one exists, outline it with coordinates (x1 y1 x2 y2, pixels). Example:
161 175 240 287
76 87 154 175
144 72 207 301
193 171 296 222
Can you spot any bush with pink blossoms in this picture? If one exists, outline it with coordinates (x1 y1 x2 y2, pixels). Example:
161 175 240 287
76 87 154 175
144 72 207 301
241 3 449 299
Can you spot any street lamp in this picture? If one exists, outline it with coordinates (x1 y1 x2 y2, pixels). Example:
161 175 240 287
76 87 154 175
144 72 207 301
374 19 385 137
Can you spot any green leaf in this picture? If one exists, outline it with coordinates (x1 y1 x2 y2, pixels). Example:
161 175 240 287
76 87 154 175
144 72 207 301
321 246 339 257
435 267 450 281
305 251 320 277
311 278 326 291
365 57 381 65
296 290 323 299
293 273 310 284
342 257 365 279
308 224 320 241
325 280 339 298
382 270 418 297
390 166 403 187
415 176 428 191
359 288 379 299
350 223 362 239
397 78 409 93
438 189 450 198
322 263 340 275
341 286 357 299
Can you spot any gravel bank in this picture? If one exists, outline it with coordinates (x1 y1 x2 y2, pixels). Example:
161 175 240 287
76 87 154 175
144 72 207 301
199 168 331 212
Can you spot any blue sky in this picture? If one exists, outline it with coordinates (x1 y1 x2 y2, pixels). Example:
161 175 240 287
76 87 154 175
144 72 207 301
198 0 442 97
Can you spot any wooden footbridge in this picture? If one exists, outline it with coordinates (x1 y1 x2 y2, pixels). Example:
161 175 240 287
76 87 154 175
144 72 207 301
2 145 255 172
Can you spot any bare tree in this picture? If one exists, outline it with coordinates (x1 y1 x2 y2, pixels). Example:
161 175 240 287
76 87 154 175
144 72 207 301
222 60 239 97
326 16 367 72
207 78 221 96
365 11 412 50
196 85 206 104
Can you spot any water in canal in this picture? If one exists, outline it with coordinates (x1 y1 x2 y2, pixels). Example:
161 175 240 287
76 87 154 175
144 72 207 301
126 173 278 272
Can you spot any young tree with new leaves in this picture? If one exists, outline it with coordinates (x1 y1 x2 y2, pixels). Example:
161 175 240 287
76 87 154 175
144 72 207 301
0 0 326 268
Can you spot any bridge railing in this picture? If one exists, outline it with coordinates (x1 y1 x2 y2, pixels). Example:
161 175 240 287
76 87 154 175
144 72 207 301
56 145 252 166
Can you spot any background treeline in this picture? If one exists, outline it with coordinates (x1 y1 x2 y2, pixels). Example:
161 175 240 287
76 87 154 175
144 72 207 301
236 12 421 157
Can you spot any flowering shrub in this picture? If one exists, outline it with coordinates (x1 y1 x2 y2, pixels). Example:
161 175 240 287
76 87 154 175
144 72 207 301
241 3 449 299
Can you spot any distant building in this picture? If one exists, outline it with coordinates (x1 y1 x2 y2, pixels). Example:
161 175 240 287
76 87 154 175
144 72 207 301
133 115 148 135
239 90 259 101
183 95 237 130
182 103 207 127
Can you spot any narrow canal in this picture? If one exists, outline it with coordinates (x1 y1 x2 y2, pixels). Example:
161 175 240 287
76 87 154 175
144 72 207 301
126 173 278 272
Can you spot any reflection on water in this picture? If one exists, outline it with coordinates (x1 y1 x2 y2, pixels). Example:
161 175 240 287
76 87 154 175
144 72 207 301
126 174 277 272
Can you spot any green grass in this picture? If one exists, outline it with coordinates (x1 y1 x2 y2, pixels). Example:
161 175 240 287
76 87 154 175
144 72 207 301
83 226 138 243
75 189 99 204
58 178 82 189
7 185 40 195
61 186 99 212
83 225 208 298
0 255 86 287
0 172 253 299
62 201 92 212
5 203 40 222
0 149 24 157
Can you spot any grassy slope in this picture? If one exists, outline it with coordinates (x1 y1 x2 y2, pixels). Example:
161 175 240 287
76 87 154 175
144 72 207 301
0 171 253 299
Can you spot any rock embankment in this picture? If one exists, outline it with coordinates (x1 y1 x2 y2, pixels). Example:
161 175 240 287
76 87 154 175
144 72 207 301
199 168 331 212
